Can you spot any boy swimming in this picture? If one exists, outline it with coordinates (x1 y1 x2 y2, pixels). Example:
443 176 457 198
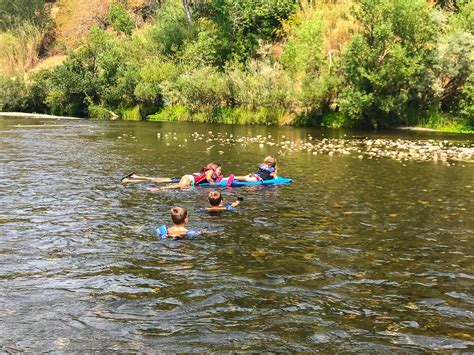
156 207 199 239
201 191 242 212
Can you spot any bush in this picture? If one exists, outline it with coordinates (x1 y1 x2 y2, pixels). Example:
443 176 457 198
180 18 223 68
26 70 51 113
88 104 117 120
0 75 28 111
134 60 176 106
107 4 135 35
175 66 231 110
119 105 141 120
458 72 474 127
281 13 324 76
225 59 294 112
148 105 190 121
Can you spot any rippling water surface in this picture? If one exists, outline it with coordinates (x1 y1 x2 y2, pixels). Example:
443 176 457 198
1 117 473 352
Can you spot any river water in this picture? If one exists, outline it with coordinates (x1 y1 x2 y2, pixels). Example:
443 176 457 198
1 117 473 352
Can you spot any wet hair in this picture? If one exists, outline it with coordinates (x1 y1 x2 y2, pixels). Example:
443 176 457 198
263 155 277 167
208 190 222 206
171 207 188 225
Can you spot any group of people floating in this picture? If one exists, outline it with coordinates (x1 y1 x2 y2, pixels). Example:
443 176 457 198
122 155 278 239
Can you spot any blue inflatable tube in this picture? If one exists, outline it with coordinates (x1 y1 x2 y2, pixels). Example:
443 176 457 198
199 176 293 187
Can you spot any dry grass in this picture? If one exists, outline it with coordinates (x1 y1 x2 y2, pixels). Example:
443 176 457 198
128 0 149 9
296 0 358 55
0 23 44 76
53 0 112 49
29 54 67 74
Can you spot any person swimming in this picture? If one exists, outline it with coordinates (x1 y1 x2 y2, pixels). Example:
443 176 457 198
156 207 199 239
200 190 242 212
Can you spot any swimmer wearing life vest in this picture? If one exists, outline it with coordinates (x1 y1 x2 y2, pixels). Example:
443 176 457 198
201 190 242 212
160 163 223 190
156 207 199 240
234 155 277 182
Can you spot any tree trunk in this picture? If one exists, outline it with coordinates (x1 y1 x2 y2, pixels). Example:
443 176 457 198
183 0 192 23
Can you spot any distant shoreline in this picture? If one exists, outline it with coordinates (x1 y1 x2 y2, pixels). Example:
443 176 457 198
1 112 471 134
0 112 83 120
395 126 438 132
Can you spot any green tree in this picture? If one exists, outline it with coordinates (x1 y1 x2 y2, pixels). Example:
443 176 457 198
44 26 138 116
435 0 474 117
195 0 297 63
339 0 439 128
150 0 194 57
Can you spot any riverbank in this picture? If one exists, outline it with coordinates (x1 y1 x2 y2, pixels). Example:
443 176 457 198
2 111 474 135
0 112 84 120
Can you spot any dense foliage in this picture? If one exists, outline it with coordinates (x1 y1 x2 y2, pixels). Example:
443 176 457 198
0 0 472 130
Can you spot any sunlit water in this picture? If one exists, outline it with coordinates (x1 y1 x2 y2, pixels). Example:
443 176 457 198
1 117 473 352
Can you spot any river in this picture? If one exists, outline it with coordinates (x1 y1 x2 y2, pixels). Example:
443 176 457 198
1 117 473 352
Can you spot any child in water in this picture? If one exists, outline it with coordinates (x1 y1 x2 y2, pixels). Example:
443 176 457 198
156 207 199 239
122 163 222 187
161 163 223 190
234 155 277 182
202 191 242 212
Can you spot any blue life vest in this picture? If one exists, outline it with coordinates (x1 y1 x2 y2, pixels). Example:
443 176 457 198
225 203 236 211
198 203 235 213
255 164 275 180
156 225 199 239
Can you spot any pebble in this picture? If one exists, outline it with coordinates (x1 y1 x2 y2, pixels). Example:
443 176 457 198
156 131 473 164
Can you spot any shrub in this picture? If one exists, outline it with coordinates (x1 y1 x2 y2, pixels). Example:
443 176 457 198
88 104 117 120
180 18 223 68
0 75 28 111
175 66 231 110
458 72 474 127
148 105 190 121
119 105 141 120
225 59 294 112
134 60 176 106
107 3 135 35
339 0 439 128
281 13 324 76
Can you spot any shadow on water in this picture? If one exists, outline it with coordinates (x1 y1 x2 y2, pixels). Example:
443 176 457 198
0 117 473 352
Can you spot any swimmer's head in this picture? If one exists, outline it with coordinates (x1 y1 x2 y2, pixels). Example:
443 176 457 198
263 155 277 167
208 190 222 207
171 207 188 225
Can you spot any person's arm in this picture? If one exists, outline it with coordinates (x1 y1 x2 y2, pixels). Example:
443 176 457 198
229 197 243 208
230 201 240 207
205 169 216 183
230 201 240 208
271 166 278 178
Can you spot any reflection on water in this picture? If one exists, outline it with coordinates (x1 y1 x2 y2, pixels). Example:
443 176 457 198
0 118 473 352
